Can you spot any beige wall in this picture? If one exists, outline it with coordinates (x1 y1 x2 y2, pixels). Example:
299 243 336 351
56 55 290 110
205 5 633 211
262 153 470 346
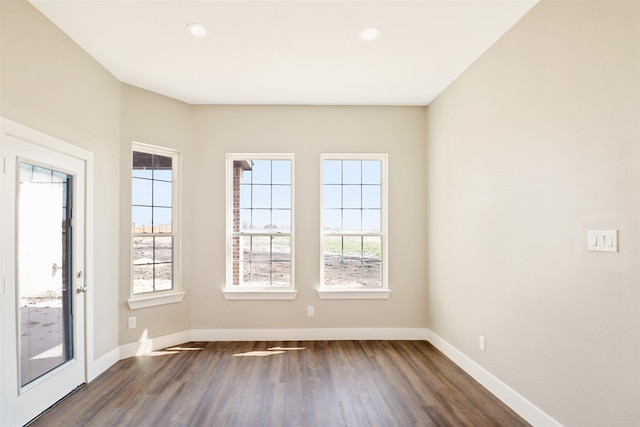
118 84 194 344
190 106 428 329
0 0 121 360
425 1 640 425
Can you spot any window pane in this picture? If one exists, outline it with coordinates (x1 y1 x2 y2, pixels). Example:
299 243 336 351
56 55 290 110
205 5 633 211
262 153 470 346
133 237 154 265
362 185 380 209
238 236 251 260
363 262 381 287
343 236 362 260
252 185 271 209
272 236 291 261
323 160 342 184
133 168 152 179
132 178 152 206
363 236 381 262
323 235 342 257
251 209 271 230
153 180 172 207
247 263 270 286
251 236 270 261
271 209 291 231
239 185 251 209
271 262 290 286
272 160 291 184
323 209 341 231
133 151 153 172
323 185 341 209
154 169 172 181
153 207 172 233
251 160 271 184
323 262 343 286
154 236 172 263
342 209 361 231
272 185 291 209
343 185 361 209
362 161 381 184
132 234 154 294
362 209 381 232
343 262 363 286
133 265 154 294
155 262 173 291
342 160 361 184
240 209 252 231
132 206 152 231
152 153 172 170
239 163 253 184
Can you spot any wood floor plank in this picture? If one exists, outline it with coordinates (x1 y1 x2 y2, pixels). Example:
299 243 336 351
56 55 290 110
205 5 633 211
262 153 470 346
27 341 530 427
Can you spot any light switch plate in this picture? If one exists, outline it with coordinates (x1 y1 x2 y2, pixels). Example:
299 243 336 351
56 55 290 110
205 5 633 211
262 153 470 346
588 230 618 252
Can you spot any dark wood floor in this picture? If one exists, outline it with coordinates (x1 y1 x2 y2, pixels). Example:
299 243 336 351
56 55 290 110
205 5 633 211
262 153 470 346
29 341 529 427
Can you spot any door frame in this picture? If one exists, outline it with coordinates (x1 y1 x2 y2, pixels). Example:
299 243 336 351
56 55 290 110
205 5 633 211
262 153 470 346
0 117 95 425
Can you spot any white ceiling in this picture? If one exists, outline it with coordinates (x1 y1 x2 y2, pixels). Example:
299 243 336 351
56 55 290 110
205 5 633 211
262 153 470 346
29 0 538 106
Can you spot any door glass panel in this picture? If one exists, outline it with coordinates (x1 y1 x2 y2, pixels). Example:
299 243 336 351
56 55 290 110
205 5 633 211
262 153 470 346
18 163 73 387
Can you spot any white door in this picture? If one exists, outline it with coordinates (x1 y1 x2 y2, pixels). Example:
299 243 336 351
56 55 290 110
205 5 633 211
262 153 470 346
1 134 86 426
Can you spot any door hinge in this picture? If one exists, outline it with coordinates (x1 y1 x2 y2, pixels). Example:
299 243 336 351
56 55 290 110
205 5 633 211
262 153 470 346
2 156 5 175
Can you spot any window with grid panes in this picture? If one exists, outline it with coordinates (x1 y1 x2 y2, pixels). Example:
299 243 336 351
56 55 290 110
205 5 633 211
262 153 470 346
131 145 178 295
227 155 294 291
321 155 387 290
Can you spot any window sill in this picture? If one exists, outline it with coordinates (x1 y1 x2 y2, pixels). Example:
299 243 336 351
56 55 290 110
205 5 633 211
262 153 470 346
317 288 391 300
223 289 298 300
127 291 186 310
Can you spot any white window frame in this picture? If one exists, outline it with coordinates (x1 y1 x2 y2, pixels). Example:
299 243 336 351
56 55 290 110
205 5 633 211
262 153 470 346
318 154 390 300
223 154 297 300
127 142 184 309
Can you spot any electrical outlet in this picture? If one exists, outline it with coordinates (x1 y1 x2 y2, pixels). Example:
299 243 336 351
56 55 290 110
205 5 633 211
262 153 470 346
307 306 314 317
479 335 486 352
128 316 137 329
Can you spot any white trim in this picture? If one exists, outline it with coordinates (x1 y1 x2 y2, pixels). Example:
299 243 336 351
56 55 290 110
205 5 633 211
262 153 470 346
127 290 186 309
426 329 563 427
317 288 391 299
222 289 297 300
119 330 192 359
87 348 119 382
190 328 429 342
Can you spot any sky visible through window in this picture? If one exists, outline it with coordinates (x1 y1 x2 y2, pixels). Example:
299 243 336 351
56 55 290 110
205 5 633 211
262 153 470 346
239 160 291 231
323 159 381 232
132 153 172 230
133 159 382 231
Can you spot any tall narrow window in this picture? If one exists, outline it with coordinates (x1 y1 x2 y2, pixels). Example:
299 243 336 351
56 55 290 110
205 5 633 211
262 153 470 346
131 144 179 295
225 154 295 299
320 155 389 299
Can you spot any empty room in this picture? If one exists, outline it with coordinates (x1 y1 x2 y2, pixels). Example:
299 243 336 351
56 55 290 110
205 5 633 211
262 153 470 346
0 0 638 426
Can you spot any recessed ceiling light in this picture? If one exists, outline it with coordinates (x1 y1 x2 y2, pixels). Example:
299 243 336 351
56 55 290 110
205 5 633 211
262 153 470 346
186 23 207 37
359 27 381 42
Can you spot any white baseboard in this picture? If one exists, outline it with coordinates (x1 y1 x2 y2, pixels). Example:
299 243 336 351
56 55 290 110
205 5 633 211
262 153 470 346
87 347 119 382
88 328 560 427
425 329 562 427
119 330 191 360
190 327 429 342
